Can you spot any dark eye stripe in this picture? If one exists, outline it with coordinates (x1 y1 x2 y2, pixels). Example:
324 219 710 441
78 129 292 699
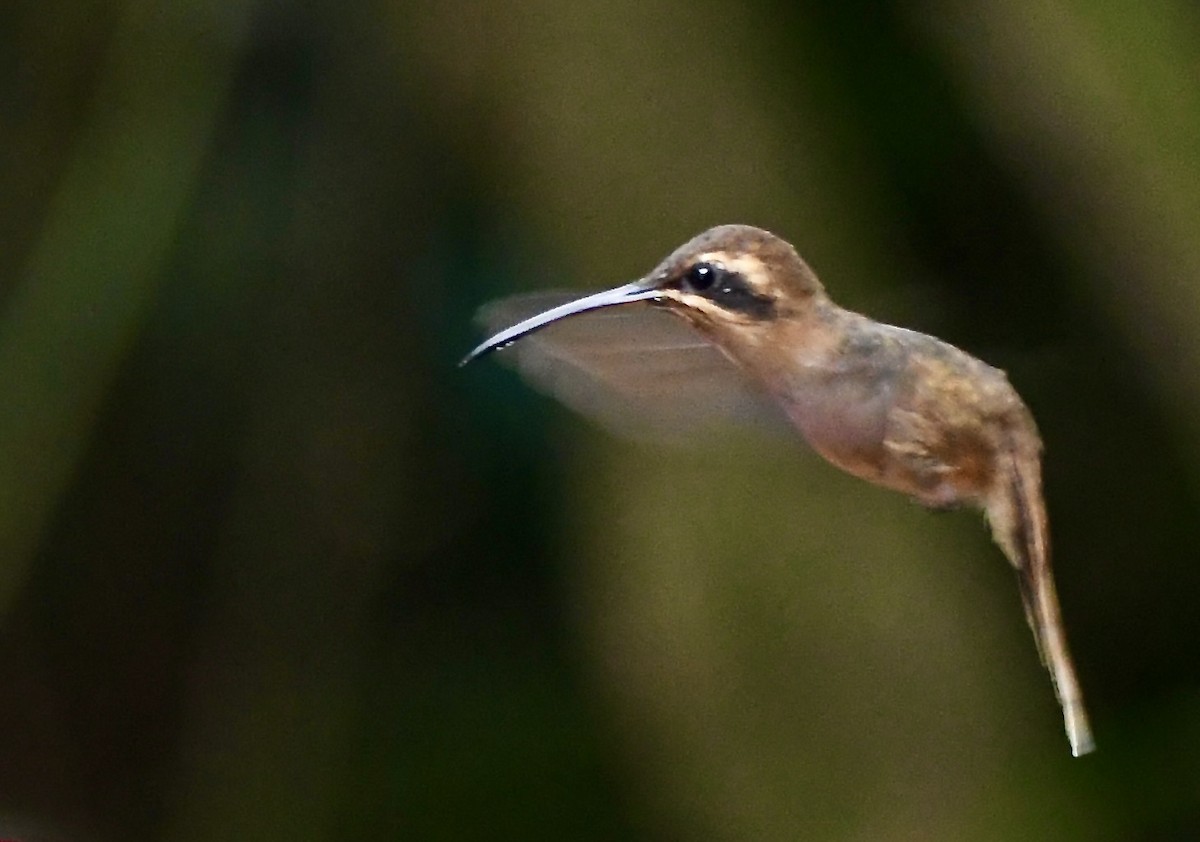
678 263 775 320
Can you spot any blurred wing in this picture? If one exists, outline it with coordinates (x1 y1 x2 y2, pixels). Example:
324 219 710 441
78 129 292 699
476 291 791 442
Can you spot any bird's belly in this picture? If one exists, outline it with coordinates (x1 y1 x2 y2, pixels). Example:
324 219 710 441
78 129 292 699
776 376 987 507
792 411 981 507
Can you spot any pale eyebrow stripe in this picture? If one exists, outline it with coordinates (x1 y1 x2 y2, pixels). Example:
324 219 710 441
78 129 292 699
696 253 769 289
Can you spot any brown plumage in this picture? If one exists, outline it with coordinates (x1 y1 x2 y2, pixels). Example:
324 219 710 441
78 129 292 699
464 224 1094 756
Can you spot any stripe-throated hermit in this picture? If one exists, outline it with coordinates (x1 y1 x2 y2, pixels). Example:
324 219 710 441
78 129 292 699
462 224 1094 757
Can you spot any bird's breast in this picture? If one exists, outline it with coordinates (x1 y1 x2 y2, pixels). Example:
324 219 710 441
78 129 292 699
772 364 897 485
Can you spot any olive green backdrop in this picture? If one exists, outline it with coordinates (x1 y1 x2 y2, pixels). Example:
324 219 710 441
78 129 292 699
1 1 1197 839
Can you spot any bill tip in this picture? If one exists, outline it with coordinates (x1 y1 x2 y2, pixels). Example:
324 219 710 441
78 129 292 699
1067 718 1096 757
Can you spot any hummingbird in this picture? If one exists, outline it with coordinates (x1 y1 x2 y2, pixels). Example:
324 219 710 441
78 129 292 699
462 224 1094 757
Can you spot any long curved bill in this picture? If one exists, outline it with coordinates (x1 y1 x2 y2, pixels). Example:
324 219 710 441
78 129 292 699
460 279 663 365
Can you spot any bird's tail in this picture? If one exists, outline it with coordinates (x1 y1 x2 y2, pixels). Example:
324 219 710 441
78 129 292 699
987 439 1095 757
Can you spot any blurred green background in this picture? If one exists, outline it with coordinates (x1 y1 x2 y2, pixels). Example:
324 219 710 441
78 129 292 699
2 0 1199 839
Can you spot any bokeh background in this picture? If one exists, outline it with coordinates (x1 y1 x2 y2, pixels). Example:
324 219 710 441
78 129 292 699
2 1 1199 839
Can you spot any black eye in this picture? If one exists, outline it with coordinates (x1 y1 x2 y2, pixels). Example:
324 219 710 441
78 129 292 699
683 262 722 292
